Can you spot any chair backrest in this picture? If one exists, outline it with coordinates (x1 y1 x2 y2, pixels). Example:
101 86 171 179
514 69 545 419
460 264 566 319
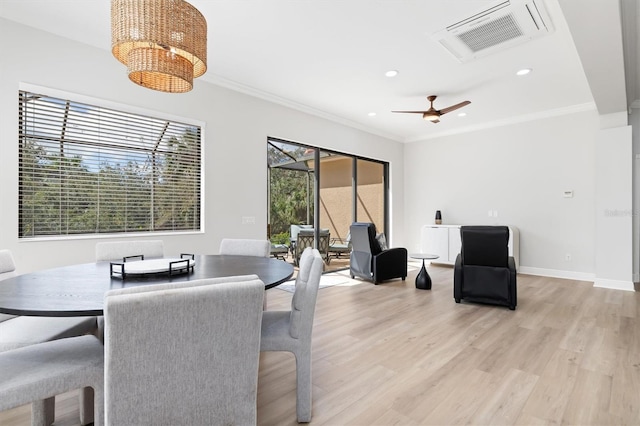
460 226 509 267
219 238 271 257
0 250 17 322
290 224 313 242
0 250 16 279
349 222 380 255
95 240 164 262
104 276 265 425
296 229 330 262
290 248 323 339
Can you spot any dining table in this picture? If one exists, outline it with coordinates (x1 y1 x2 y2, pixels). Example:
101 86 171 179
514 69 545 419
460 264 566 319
0 254 294 317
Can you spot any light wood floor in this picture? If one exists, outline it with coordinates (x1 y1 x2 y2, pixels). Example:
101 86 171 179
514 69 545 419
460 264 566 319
2 263 640 425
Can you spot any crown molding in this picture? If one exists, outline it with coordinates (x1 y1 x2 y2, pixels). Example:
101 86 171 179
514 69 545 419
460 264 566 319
201 73 404 143
203 72 599 145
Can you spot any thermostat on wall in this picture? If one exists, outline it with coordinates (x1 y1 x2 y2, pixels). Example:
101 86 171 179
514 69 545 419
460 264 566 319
563 190 573 198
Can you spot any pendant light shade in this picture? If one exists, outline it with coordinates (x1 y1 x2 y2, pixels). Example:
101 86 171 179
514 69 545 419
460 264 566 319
111 0 207 93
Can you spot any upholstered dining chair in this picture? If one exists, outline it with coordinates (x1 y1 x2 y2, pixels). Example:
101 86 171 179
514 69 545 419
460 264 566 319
95 240 164 262
0 249 98 426
219 238 271 257
103 276 265 425
0 335 104 426
219 238 272 308
260 247 323 423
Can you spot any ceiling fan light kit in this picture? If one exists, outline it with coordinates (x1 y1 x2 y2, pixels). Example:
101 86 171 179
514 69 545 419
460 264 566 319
392 95 470 124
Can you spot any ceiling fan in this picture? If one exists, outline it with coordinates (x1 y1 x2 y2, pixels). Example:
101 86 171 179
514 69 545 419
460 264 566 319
392 95 471 123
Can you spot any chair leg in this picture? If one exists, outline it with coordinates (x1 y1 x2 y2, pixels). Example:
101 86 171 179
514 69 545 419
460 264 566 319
295 351 312 423
31 398 54 426
93 386 105 426
79 387 94 425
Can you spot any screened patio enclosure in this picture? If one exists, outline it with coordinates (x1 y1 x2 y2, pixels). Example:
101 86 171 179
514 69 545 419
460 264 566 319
267 138 388 272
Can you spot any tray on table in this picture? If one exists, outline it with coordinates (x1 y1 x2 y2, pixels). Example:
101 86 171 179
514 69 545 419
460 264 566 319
110 254 195 279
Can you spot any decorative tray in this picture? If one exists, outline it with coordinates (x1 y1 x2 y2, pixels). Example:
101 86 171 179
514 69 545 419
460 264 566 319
110 254 195 279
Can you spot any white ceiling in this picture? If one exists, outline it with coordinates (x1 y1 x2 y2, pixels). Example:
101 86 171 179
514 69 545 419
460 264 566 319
0 0 635 142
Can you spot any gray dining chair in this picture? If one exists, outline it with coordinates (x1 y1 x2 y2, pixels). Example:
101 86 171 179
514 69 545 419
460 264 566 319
103 276 265 425
260 247 323 422
95 240 164 261
219 238 271 257
0 335 104 426
0 249 98 426
219 238 272 308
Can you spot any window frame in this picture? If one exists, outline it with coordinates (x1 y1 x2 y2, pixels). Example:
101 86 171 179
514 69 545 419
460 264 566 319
17 84 205 241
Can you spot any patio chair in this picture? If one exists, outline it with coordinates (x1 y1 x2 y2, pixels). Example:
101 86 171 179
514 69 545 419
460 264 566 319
290 224 313 256
295 229 330 265
328 233 351 264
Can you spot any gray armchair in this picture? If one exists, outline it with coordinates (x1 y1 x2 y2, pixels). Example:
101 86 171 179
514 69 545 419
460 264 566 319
260 248 324 422
104 276 265 425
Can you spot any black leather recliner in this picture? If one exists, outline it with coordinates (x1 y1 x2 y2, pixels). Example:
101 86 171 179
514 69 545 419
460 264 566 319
349 222 407 284
454 226 517 310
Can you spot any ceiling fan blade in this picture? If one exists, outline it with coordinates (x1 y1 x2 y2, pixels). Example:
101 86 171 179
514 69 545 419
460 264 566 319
391 110 429 114
439 101 471 115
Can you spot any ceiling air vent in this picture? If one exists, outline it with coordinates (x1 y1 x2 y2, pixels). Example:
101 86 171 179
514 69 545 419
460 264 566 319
433 0 554 62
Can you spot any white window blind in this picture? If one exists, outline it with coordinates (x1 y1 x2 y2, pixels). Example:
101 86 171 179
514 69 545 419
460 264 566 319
18 90 202 238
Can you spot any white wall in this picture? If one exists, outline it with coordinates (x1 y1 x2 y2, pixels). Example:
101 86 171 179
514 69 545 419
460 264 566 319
404 110 599 279
594 125 633 289
0 19 404 274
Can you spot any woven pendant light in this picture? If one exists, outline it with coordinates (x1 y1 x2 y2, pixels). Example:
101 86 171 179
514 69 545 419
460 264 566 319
111 0 207 93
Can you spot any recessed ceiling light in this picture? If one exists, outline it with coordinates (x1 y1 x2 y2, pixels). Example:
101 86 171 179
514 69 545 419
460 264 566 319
368 112 377 117
458 112 467 117
385 70 399 78
516 68 532 76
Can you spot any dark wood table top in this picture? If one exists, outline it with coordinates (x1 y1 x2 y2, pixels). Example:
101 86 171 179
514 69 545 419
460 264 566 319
0 255 294 317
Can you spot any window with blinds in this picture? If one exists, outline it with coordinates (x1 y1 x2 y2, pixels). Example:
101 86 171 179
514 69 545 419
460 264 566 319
18 90 202 238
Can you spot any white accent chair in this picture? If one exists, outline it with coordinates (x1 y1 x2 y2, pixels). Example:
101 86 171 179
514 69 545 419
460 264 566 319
219 238 271 257
103 276 265 425
260 247 323 422
0 249 98 425
0 335 104 426
95 240 164 261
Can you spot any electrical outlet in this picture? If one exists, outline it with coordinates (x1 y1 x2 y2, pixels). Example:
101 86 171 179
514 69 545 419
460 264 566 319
488 210 493 217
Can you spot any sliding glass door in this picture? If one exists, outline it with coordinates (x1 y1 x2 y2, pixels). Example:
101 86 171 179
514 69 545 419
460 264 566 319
267 138 388 269
355 159 386 234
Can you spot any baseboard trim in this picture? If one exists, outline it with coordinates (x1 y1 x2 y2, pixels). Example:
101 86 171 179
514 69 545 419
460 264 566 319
593 278 635 292
518 266 595 282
